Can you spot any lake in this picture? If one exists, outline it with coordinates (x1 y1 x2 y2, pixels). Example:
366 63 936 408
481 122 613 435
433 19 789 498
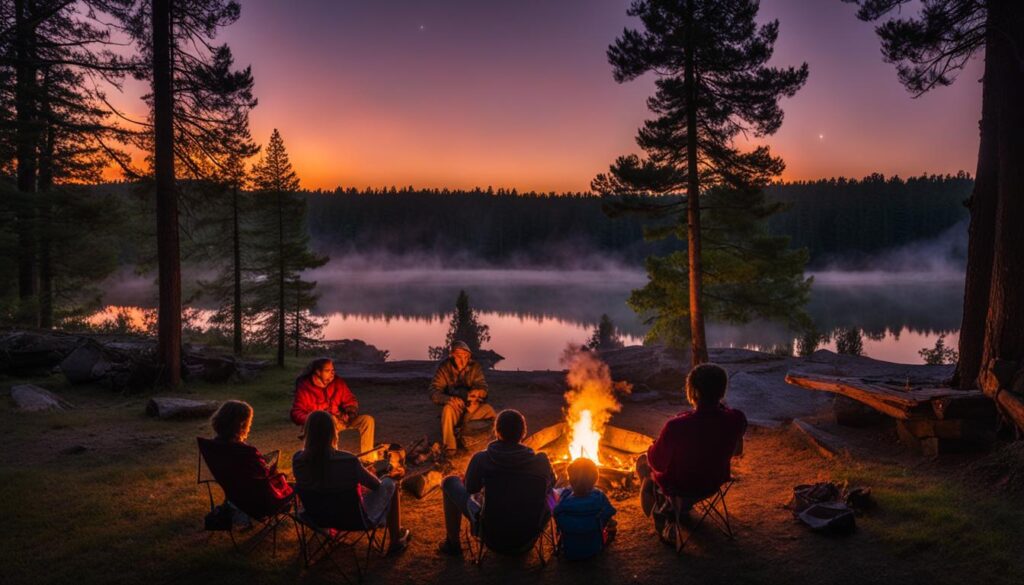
94 267 964 370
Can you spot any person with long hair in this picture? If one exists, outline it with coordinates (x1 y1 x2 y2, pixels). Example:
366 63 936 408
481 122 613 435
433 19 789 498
205 400 293 513
291 358 375 457
292 410 411 554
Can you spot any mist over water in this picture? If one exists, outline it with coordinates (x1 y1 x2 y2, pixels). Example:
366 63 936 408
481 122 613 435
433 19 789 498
93 232 965 369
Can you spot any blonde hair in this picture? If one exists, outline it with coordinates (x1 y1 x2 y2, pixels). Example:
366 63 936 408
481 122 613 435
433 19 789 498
568 457 599 496
211 400 253 443
302 410 338 482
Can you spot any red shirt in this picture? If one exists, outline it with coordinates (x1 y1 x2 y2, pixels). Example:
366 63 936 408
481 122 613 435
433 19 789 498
290 376 359 426
647 405 747 498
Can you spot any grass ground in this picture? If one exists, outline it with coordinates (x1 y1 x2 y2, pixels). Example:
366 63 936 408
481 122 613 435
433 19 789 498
1 358 1022 585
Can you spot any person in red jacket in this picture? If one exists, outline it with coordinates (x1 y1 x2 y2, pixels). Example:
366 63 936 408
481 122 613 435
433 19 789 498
637 363 746 537
291 358 375 457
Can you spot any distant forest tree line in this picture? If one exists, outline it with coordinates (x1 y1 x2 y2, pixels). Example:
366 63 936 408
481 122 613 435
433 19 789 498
295 172 971 268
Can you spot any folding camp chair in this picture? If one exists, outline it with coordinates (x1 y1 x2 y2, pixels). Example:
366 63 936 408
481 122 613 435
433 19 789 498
292 483 390 585
462 471 557 568
668 477 737 553
196 438 296 557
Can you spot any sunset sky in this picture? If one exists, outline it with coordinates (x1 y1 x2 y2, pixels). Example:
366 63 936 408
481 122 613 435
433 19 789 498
114 0 983 192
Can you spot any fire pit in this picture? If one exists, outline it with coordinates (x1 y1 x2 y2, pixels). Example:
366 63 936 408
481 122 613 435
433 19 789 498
524 421 653 491
522 346 655 493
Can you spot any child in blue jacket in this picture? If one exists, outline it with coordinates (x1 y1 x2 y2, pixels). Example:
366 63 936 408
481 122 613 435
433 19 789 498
553 457 617 560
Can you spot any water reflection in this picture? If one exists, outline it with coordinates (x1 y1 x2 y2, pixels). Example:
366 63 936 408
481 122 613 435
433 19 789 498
94 268 963 369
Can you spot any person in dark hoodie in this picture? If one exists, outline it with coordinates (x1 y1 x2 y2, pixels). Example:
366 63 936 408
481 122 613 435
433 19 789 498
437 409 556 556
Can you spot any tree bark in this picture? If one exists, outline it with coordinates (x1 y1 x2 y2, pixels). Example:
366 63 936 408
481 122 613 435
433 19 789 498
277 190 285 367
14 0 39 326
979 0 1024 419
953 7 999 390
153 0 181 387
684 0 708 366
232 184 243 355
37 70 53 329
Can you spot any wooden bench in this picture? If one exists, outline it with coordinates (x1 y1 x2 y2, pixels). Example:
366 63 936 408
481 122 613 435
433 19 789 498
785 371 996 456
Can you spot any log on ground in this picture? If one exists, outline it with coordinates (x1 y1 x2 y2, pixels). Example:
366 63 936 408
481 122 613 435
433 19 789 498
145 397 220 420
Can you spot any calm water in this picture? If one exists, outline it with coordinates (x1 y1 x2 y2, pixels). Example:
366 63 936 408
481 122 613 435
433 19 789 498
94 266 964 370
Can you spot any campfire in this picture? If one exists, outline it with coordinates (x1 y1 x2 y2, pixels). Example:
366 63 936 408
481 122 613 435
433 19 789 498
523 347 653 491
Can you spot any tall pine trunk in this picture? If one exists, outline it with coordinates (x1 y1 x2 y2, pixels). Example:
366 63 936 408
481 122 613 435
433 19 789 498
979 0 1024 428
14 0 38 325
153 0 182 387
276 190 285 367
684 0 708 367
293 281 300 357
232 185 243 355
37 73 53 328
953 7 999 390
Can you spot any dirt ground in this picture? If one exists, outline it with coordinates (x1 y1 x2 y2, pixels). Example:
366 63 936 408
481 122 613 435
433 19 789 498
1 362 1022 585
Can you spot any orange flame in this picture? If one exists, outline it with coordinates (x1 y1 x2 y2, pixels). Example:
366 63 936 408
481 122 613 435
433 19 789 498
561 345 621 465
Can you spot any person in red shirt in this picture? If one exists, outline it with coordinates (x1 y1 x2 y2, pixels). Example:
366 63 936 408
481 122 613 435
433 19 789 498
291 358 375 458
637 363 747 527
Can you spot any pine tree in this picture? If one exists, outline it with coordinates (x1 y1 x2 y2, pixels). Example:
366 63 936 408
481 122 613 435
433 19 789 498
428 290 491 360
845 1 1024 417
108 0 250 386
593 0 809 364
586 314 624 351
248 129 327 366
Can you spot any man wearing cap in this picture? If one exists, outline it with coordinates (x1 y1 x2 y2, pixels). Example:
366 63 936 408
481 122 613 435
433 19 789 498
429 341 495 455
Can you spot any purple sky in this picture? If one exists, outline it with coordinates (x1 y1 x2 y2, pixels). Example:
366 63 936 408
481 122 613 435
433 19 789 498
140 0 983 191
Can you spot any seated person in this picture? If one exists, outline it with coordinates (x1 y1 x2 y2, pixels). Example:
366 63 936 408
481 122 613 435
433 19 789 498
291 358 375 457
437 409 555 556
637 363 747 533
203 400 293 517
553 457 617 561
293 410 411 554
428 341 496 455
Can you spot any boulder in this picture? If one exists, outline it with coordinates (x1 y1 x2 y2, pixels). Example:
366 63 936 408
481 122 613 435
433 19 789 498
323 339 390 364
598 344 689 393
0 331 80 374
10 384 74 412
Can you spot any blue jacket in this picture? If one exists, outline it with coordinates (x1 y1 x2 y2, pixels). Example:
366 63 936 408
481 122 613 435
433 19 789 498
553 487 616 560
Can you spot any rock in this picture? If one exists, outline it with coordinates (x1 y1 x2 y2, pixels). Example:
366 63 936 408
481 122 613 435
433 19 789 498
10 384 74 412
0 331 80 374
145 397 220 420
323 339 390 364
474 349 505 370
598 344 688 393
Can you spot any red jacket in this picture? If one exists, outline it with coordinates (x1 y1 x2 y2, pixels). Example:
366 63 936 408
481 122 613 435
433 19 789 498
647 405 747 498
291 376 359 426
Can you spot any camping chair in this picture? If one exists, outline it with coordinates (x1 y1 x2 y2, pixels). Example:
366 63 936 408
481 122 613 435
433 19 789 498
196 438 296 557
292 483 389 585
667 477 737 553
462 470 557 567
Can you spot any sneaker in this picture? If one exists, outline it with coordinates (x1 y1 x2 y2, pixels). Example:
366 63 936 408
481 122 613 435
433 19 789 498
437 539 462 557
387 528 412 555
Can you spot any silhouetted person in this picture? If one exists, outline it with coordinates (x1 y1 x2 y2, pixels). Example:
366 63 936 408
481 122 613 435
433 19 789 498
293 410 411 554
437 409 555 556
637 363 747 538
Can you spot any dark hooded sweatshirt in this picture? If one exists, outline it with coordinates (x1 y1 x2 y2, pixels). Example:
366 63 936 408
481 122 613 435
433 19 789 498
465 440 556 551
